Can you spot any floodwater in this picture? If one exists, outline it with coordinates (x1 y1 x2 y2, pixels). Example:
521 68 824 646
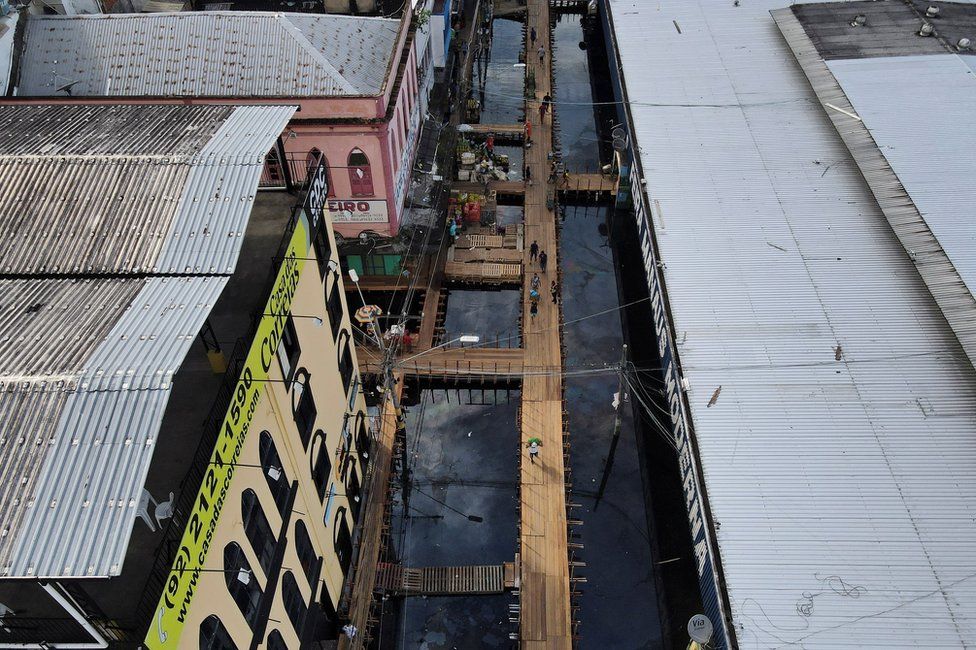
554 12 665 650
443 289 521 348
477 19 525 124
385 389 521 648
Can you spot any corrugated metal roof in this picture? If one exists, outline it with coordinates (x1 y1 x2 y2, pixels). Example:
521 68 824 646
610 0 976 646
825 54 976 298
17 12 399 98
0 104 295 275
0 104 288 579
0 276 226 578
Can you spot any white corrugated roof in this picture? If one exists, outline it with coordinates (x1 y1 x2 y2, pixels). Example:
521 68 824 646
0 104 295 275
610 0 976 646
0 104 292 579
826 54 976 294
17 12 399 98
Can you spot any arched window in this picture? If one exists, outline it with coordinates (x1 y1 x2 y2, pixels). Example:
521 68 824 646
337 330 354 396
355 412 371 464
334 507 353 575
346 464 361 523
260 431 290 516
224 543 262 629
309 429 332 501
319 581 339 641
242 489 276 576
266 630 288 650
306 148 322 179
347 148 374 196
294 519 318 589
281 571 308 635
292 369 316 449
200 615 235 649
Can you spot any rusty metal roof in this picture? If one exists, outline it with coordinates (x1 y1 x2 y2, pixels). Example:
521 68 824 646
17 12 400 98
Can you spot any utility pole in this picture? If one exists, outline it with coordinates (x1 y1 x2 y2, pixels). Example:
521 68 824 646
594 344 627 510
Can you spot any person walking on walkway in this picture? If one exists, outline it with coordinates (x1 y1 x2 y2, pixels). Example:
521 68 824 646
539 250 548 272
530 301 539 319
529 288 540 305
530 240 539 261
531 272 541 290
525 164 533 186
527 437 542 463
524 120 532 146
551 280 560 304
530 26 537 45
538 45 546 63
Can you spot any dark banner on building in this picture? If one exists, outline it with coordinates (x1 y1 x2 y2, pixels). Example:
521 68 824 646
629 163 730 648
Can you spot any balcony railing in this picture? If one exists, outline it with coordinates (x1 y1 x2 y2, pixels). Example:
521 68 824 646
260 151 321 190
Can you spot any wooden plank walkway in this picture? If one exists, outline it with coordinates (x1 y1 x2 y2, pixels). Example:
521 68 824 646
464 123 524 138
453 247 524 263
339 379 403 650
557 172 617 195
519 0 573 647
375 563 509 596
418 238 447 350
445 260 522 283
454 180 527 196
359 346 524 379
456 233 505 249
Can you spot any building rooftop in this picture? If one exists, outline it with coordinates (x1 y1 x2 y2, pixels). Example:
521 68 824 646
0 104 294 581
609 0 976 646
16 11 401 98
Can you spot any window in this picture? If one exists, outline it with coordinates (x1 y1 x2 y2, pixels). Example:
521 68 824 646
281 571 308 635
242 489 276 577
337 331 354 396
292 369 316 449
347 148 374 196
316 582 339 641
355 412 371 464
295 519 318 589
363 254 386 276
334 507 353 574
276 316 301 388
314 222 334 280
346 464 361 523
224 543 262 629
266 630 288 650
305 148 322 182
200 615 235 650
260 431 290 516
310 430 332 501
326 283 343 340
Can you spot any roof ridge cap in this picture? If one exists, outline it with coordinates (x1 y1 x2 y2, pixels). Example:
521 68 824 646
276 14 357 94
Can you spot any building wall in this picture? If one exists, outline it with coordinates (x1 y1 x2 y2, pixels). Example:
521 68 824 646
177 208 371 648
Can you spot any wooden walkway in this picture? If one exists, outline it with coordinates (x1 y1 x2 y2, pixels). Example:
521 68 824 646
375 563 512 596
453 247 524 263
557 172 617 196
339 379 403 650
464 123 524 139
445 260 522 284
519 0 573 647
359 346 524 379
454 180 527 196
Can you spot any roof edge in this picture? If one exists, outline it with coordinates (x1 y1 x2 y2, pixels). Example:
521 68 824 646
773 6 976 374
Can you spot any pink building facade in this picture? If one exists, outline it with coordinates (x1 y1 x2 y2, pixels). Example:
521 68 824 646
5 10 432 238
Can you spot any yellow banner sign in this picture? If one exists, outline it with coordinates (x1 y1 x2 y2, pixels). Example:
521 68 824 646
145 213 310 649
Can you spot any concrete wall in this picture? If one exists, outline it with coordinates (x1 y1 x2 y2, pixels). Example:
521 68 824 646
179 213 370 647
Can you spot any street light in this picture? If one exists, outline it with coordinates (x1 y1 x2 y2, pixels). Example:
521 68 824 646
399 334 480 364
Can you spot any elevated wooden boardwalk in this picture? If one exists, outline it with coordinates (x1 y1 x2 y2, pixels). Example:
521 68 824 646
557 172 617 196
375 562 515 596
445 260 522 284
464 123 524 139
340 378 403 650
519 0 574 647
359 346 524 379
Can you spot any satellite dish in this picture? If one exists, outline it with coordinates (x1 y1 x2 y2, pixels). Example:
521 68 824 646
688 614 713 644
611 126 626 140
612 136 628 152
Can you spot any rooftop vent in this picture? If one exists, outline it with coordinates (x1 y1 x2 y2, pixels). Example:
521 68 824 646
919 22 935 36
959 37 972 50
925 5 940 18
850 14 867 26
